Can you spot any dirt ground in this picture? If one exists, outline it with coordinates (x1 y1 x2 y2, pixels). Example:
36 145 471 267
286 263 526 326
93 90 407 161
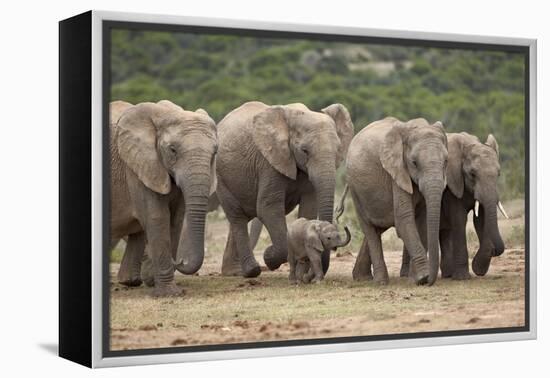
109 199 525 351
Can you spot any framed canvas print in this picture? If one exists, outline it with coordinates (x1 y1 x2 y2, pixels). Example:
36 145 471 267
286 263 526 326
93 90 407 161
59 10 537 368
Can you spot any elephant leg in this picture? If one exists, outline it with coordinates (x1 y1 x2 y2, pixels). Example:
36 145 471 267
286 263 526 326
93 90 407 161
439 229 454 278
141 245 155 287
393 186 429 285
258 187 289 271
130 185 181 297
248 218 263 252
229 221 261 278
449 207 470 280
296 261 310 283
117 232 145 287
261 211 290 270
352 236 373 281
407 205 429 281
170 195 185 261
400 247 410 278
221 229 243 276
288 247 298 285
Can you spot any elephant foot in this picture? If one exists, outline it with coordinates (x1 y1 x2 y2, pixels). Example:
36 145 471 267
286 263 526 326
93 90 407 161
353 270 374 281
414 274 429 285
141 257 155 287
452 269 471 280
118 277 142 287
241 256 261 278
399 263 410 278
152 282 184 297
374 277 389 285
352 262 374 281
440 265 454 278
263 245 287 271
221 258 243 276
410 263 429 285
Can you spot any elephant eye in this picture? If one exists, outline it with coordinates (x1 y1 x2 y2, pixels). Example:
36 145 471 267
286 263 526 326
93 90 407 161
169 145 177 155
412 160 417 168
301 147 309 155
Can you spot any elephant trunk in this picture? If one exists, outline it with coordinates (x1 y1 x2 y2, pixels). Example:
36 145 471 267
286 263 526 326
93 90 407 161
336 226 352 248
423 180 445 286
472 199 505 276
310 161 337 274
174 156 212 275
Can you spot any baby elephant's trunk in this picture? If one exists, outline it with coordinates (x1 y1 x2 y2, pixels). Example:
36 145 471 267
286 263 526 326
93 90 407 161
335 225 352 249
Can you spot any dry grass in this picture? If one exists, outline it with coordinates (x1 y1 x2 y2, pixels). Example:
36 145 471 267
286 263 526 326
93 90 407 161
109 197 525 351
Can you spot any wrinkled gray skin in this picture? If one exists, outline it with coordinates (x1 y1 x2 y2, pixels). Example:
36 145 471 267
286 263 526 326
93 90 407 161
400 133 505 279
110 100 217 297
287 218 351 284
140 196 264 287
344 117 448 285
135 191 222 288
216 101 354 278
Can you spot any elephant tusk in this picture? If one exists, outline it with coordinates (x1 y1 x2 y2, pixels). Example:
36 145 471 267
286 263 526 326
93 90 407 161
474 200 479 217
172 257 183 266
498 201 510 219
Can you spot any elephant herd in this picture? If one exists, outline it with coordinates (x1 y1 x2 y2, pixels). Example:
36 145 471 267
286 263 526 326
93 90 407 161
110 99 508 297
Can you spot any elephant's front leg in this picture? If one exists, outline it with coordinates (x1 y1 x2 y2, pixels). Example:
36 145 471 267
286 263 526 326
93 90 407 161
400 247 410 278
259 183 290 271
306 250 325 284
296 261 310 283
288 247 298 285
248 218 264 252
393 185 429 285
450 210 470 280
171 196 187 266
134 193 181 296
439 229 454 278
221 229 242 276
118 232 145 287
229 221 261 278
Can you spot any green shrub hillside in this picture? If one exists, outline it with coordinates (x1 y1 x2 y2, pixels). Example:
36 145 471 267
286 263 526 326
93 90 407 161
111 30 526 200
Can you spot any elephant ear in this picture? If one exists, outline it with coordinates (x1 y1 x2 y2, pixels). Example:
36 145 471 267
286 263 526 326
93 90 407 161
322 103 355 165
446 134 465 198
157 99 184 112
485 134 500 158
252 106 297 180
306 222 324 252
117 103 171 195
381 122 413 194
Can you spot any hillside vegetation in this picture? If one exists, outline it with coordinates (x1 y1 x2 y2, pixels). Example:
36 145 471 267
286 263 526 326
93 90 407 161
111 30 525 199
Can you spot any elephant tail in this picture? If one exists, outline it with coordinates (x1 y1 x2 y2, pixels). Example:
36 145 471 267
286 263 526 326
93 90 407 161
335 185 349 223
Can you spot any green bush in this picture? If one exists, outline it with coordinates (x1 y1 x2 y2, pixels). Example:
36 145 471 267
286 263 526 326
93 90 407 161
110 30 526 199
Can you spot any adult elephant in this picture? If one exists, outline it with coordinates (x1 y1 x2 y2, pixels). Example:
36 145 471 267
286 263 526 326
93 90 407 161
216 101 354 277
343 117 448 285
401 132 507 279
110 100 217 296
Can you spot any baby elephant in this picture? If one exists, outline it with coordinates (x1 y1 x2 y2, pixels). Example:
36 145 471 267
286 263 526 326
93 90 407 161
287 218 351 284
